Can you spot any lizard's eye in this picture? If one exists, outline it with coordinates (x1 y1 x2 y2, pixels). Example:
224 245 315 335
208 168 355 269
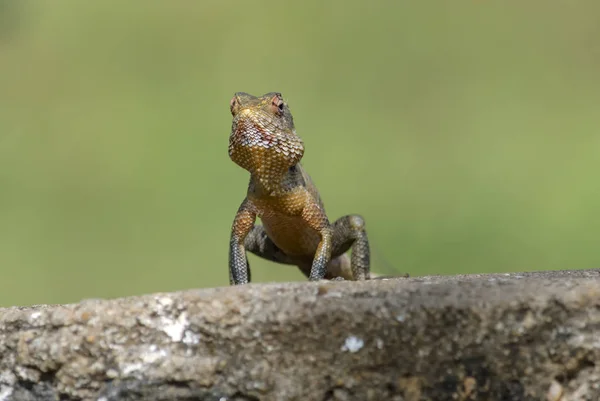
230 97 238 115
271 94 285 115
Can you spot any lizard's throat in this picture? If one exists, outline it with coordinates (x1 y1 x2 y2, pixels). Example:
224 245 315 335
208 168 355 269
252 172 289 195
228 124 305 192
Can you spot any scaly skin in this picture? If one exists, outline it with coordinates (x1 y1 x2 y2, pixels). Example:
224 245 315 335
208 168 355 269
228 92 370 285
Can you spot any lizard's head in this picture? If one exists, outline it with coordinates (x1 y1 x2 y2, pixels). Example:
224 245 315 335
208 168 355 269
229 92 304 183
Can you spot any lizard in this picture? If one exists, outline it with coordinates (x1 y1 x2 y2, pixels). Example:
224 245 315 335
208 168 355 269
227 92 370 285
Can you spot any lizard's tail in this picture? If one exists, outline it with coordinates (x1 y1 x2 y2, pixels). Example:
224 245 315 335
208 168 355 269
370 242 410 279
329 252 409 280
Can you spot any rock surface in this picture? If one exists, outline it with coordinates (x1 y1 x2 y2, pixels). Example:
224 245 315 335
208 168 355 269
1 270 600 401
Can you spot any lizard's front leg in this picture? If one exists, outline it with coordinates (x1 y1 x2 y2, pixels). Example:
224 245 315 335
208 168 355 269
229 199 256 285
301 200 333 281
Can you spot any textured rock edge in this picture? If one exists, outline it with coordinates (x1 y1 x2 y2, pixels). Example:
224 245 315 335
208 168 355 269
1 269 600 401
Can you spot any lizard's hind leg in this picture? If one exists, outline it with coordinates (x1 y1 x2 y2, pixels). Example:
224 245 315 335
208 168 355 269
244 225 297 266
331 215 371 280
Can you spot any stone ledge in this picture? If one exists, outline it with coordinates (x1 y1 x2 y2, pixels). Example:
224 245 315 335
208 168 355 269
1 269 599 401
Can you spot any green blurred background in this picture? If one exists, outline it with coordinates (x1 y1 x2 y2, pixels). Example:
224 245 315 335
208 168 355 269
1 1 599 306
